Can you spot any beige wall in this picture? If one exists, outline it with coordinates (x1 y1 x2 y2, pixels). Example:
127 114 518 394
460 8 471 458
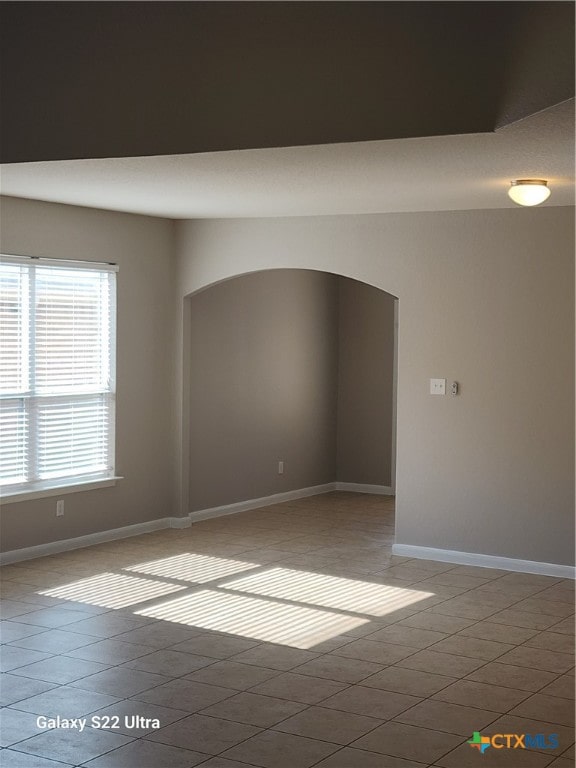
175 207 575 566
188 269 339 510
0 197 176 551
2 198 573 568
337 279 396 486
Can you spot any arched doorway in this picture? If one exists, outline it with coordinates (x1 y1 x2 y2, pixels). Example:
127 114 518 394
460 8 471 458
181 268 398 540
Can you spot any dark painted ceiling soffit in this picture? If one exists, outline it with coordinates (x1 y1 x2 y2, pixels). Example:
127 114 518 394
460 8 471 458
0 1 573 164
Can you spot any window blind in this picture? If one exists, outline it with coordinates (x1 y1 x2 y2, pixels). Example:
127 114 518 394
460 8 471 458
0 256 117 494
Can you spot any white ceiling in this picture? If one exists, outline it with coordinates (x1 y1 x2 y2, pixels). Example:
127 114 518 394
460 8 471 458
1 99 574 219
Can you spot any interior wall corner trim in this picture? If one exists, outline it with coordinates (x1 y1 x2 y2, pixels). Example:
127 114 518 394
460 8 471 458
392 543 576 579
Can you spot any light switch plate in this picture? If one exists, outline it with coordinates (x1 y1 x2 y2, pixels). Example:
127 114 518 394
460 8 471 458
430 378 446 395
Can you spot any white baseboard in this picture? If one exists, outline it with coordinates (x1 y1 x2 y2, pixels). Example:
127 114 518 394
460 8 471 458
392 544 576 580
0 516 190 565
170 517 192 529
335 483 394 495
188 483 336 523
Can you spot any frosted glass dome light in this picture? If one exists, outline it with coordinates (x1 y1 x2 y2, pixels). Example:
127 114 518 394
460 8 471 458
508 179 551 207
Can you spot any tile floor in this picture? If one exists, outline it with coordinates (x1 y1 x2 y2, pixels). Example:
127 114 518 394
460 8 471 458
0 492 574 768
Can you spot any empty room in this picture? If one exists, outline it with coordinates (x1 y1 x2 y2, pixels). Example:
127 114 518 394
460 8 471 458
0 2 574 768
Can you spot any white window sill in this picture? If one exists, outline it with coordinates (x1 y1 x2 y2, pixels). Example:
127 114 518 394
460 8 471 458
0 477 124 504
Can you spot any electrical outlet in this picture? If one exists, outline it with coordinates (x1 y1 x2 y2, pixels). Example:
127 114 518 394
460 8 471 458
56 500 65 517
278 461 284 475
430 378 446 395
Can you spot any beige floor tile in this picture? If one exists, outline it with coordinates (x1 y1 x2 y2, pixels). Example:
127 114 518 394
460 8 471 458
11 684 120 718
230 644 320 670
70 666 170 696
509 693 576 727
320 684 421 720
179 758 259 768
428 598 503 621
146 713 261 753
221 729 340 768
0 582 30 599
81 739 207 767
489 609 561 630
547 758 575 768
496 574 562 588
352 720 463 762
273 705 383 745
366 624 448 649
376 565 436 582
466 661 558 692
132 678 234 711
362 665 457 697
200 691 307 727
0 600 47 619
550 618 576 635
514 598 575 618
496 647 574 674
524 632 576 654
249 672 348 704
403 583 469 600
419 573 492 589
185 660 280 690
432 679 531 712
0 749 73 767
62 614 152 638
537 586 576 604
113 622 205 648
123 649 215 676
429 634 514 660
9 727 132 765
292 654 382 683
66 639 154 664
394 698 498 735
0 707 55 747
313 746 427 768
7 628 102 653
11 655 111 684
0 672 58 706
170 634 261 659
398 612 476 634
6 607 90 628
0 646 54 672
0 620 46 643
476 580 550 598
459 621 539 645
443 566 509 579
539 675 575 700
332 639 417 665
395 649 485 677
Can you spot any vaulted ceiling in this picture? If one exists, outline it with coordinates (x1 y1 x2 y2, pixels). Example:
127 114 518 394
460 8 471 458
1 1 573 164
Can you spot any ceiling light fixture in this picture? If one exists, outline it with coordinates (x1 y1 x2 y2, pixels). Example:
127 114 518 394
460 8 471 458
508 179 551 207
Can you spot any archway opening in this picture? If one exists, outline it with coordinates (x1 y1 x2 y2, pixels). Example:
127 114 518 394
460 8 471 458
184 268 398 544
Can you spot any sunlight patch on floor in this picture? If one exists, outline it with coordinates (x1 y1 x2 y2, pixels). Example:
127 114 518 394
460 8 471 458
124 552 259 583
220 566 434 617
39 572 186 609
134 589 369 649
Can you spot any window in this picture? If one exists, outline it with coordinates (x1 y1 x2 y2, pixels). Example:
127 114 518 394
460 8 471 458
1 256 117 497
